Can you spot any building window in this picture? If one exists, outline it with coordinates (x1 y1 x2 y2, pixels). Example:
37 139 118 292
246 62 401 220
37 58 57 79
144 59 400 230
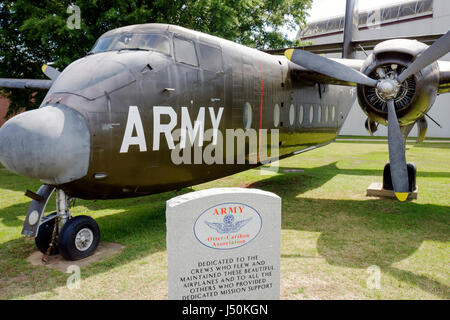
309 105 314 123
318 105 322 123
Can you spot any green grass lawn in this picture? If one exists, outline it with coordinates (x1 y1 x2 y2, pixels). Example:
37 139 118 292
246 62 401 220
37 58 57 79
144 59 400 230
0 141 449 299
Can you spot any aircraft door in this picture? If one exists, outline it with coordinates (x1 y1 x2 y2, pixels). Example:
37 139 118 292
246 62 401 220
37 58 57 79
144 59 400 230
197 42 225 108
173 35 200 105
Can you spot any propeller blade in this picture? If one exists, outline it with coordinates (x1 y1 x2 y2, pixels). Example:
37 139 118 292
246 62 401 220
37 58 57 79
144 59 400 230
386 99 410 201
284 49 378 87
397 30 450 83
416 117 427 143
42 64 61 81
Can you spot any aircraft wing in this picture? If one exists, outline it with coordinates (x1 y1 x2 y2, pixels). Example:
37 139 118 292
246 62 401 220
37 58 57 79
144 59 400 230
274 33 450 91
0 65 59 90
0 78 53 90
288 56 450 92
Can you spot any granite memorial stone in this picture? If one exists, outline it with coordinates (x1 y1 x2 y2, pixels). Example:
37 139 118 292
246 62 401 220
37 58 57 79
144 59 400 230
166 187 281 300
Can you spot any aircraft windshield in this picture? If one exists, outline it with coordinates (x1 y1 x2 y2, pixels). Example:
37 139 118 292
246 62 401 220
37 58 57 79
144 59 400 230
90 33 171 55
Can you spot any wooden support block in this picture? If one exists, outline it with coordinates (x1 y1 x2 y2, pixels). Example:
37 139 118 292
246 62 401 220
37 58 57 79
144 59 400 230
366 182 418 200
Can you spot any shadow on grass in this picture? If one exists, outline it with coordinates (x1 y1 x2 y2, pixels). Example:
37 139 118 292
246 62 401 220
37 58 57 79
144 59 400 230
249 165 450 299
0 187 192 299
0 163 448 299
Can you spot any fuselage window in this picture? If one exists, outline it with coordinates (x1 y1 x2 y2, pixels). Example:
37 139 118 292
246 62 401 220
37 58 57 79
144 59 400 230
243 102 252 130
299 105 304 125
289 104 295 126
174 37 198 67
318 105 322 123
198 43 223 72
309 105 314 124
273 104 280 128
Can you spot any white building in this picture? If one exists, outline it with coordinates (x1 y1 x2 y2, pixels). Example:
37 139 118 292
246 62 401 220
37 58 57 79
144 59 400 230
298 0 450 138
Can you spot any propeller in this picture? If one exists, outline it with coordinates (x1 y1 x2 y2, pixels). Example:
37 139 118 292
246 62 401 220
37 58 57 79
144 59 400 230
284 49 378 87
285 30 450 88
284 31 450 201
397 30 450 83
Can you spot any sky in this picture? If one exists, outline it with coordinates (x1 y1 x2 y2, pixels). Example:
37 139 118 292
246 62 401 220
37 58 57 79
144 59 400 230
283 0 413 39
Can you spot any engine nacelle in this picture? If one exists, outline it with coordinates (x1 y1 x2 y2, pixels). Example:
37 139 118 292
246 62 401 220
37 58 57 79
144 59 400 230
357 39 440 126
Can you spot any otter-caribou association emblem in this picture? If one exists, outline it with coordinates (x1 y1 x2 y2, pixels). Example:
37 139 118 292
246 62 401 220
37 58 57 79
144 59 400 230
194 202 262 250
205 215 252 234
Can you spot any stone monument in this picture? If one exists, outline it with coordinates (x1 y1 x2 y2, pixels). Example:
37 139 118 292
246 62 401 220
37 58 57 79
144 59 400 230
166 187 281 300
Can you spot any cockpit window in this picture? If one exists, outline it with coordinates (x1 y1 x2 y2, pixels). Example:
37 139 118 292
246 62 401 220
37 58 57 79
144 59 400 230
92 37 115 52
90 33 171 55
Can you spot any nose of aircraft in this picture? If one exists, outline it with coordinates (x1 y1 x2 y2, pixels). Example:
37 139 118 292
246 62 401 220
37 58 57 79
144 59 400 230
0 104 90 185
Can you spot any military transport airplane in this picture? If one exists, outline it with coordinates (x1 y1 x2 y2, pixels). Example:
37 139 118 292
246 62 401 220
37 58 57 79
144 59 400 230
0 0 449 260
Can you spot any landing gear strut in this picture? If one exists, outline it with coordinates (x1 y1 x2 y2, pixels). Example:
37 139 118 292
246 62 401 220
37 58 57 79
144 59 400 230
25 186 100 261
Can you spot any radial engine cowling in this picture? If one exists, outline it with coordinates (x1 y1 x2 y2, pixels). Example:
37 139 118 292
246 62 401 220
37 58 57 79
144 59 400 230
357 39 440 126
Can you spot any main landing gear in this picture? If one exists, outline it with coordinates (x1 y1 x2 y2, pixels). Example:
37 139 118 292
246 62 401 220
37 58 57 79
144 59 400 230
24 186 100 261
382 162 417 193
382 163 418 200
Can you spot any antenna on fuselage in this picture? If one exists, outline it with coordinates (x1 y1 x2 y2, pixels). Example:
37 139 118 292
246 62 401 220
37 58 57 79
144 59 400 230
342 0 359 59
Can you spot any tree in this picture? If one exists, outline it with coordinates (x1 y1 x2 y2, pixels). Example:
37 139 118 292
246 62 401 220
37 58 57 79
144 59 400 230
0 0 312 116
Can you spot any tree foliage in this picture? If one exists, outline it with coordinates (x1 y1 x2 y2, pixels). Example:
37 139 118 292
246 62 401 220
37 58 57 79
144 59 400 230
0 0 312 116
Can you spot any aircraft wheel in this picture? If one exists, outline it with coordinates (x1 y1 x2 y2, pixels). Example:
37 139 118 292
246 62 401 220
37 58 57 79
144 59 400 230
35 212 59 255
58 215 100 261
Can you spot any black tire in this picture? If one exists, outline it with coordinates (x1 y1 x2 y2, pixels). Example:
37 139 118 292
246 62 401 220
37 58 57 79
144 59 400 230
35 212 59 255
58 215 100 261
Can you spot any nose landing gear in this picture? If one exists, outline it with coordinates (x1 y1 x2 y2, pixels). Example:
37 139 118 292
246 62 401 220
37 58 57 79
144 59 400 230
25 186 100 261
